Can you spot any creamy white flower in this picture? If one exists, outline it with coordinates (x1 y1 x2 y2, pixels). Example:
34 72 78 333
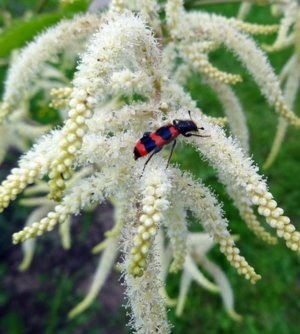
48 12 161 200
169 109 300 252
1 3 300 333
0 130 62 212
0 14 101 121
166 0 300 127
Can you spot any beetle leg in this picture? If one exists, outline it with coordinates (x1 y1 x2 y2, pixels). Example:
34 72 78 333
141 146 162 175
183 133 210 138
142 131 151 137
166 139 177 169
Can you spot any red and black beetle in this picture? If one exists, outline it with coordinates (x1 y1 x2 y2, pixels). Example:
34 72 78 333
133 111 207 172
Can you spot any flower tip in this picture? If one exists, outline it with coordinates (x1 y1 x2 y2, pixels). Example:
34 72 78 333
67 296 95 320
91 239 109 254
67 307 81 320
12 234 20 245
261 43 275 53
18 256 32 272
251 274 262 284
262 158 274 170
227 309 243 322
209 284 221 294
169 263 180 274
159 287 177 306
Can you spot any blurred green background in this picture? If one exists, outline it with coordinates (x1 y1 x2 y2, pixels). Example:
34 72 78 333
0 1 299 333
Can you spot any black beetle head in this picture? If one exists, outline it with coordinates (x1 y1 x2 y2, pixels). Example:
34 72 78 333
173 119 198 135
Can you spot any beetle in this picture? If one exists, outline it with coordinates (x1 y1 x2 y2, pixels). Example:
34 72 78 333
133 111 208 173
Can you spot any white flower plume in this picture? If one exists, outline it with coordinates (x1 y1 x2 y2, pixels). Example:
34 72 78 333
0 2 299 332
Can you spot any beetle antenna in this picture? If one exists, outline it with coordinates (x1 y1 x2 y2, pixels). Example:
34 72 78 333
198 127 205 130
188 110 192 120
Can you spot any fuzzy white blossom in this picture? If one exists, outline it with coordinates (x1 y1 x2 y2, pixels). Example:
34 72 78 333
0 130 62 212
47 12 161 201
166 0 300 127
0 14 101 121
1 2 300 333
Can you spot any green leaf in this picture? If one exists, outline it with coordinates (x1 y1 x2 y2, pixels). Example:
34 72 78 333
60 0 90 14
0 13 64 58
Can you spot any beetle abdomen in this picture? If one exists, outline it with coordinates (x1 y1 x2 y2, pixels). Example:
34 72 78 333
133 125 179 160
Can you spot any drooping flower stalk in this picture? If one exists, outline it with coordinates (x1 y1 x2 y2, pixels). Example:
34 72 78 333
166 0 300 127
0 14 101 122
263 3 300 168
48 12 161 201
0 131 62 212
170 109 300 251
172 168 261 283
68 237 119 318
18 205 54 271
204 78 249 152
